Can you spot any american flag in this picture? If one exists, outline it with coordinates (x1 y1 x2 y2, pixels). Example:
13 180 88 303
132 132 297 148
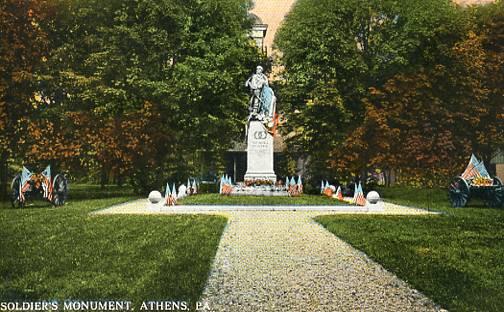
355 183 366 206
297 176 303 194
475 160 491 178
221 175 233 195
269 112 279 136
165 183 177 206
323 187 333 197
166 196 176 206
41 165 52 201
461 154 482 179
222 184 233 195
191 180 198 194
288 177 301 197
335 186 343 201
19 167 32 202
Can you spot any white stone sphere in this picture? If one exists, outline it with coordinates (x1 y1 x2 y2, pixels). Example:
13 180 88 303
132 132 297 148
366 191 380 204
148 191 163 203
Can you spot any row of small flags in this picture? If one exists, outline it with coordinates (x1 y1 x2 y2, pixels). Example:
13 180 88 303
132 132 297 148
164 179 199 206
18 166 53 202
219 175 233 195
321 180 366 206
461 154 491 179
286 176 303 197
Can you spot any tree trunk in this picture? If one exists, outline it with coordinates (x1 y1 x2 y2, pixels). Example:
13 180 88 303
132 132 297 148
100 165 108 188
0 153 8 201
116 170 124 187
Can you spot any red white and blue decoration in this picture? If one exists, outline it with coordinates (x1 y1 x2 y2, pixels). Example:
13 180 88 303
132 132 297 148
335 185 343 201
286 176 303 197
352 182 366 206
220 175 233 195
41 165 53 202
165 182 177 206
321 180 334 197
19 166 32 202
461 153 491 180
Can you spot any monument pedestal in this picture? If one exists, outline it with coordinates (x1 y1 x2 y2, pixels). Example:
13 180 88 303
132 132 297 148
244 121 276 184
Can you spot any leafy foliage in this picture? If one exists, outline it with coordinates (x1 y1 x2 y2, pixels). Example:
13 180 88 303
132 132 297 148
275 0 503 186
8 0 262 193
0 0 53 198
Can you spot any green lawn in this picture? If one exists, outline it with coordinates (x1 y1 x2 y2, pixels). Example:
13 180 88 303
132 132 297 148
0 185 227 308
316 186 504 312
179 193 348 205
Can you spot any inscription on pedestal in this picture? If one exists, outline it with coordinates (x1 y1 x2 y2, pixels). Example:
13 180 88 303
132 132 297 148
244 121 276 183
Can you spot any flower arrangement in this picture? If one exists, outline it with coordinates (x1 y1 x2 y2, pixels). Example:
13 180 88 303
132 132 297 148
244 179 274 187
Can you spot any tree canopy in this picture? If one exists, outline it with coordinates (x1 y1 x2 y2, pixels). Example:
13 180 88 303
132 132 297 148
275 0 503 186
1 0 262 195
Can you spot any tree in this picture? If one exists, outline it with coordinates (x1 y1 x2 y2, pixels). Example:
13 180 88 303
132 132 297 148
275 0 477 184
0 0 52 199
332 4 503 186
32 0 262 192
471 0 504 164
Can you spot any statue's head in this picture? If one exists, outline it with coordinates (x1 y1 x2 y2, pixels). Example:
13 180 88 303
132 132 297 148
256 65 263 74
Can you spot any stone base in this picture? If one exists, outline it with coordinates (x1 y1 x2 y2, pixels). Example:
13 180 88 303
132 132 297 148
244 173 277 184
365 200 384 212
147 201 164 212
231 184 288 196
245 121 276 184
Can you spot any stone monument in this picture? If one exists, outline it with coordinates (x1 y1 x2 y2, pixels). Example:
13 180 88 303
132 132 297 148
244 66 277 184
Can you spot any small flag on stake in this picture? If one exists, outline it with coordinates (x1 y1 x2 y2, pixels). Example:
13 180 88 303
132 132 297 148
165 182 171 205
322 181 333 197
192 180 198 194
19 167 32 202
164 183 177 206
287 176 301 197
355 183 366 206
461 154 482 179
351 183 358 204
41 165 52 201
335 186 343 201
221 175 233 195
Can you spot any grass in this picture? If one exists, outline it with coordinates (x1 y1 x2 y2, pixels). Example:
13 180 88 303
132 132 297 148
178 193 348 205
0 185 227 309
316 186 504 312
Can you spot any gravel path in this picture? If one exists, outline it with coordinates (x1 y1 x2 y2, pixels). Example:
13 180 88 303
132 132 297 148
201 211 440 312
95 200 441 311
93 199 435 215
